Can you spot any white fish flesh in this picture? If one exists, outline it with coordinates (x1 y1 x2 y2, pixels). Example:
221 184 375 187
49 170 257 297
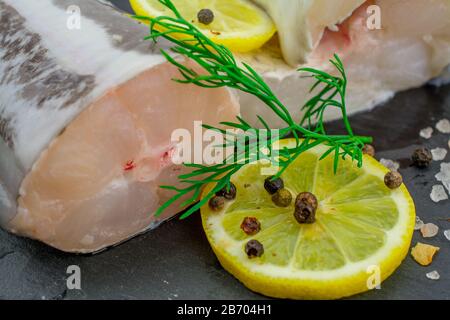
0 0 239 252
239 0 450 128
252 0 366 66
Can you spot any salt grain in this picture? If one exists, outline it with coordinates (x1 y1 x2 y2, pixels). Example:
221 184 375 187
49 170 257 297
380 158 400 172
430 185 448 202
420 127 433 139
436 119 450 133
414 216 424 230
411 243 440 266
444 230 450 241
435 163 450 194
431 148 447 161
420 223 439 238
426 271 440 280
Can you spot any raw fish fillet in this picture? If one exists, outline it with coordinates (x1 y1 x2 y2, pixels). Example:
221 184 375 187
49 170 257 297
240 0 450 128
0 0 239 252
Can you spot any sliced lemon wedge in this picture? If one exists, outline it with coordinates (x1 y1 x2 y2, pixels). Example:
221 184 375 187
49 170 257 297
130 0 276 52
201 139 415 299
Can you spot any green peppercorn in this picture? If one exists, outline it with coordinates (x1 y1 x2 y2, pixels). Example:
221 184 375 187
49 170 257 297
241 217 261 235
362 144 375 157
209 196 225 211
197 8 214 25
245 239 264 258
384 171 403 189
216 182 237 200
264 176 284 195
272 188 292 207
411 148 432 168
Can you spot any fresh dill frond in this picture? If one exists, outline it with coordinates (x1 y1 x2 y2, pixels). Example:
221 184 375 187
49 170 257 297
134 0 372 219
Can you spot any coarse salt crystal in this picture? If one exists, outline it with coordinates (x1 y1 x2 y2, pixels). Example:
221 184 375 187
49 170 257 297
430 185 448 202
420 223 439 238
411 243 440 266
426 271 440 280
435 163 450 194
444 230 450 241
414 216 424 230
431 148 447 161
380 158 400 172
420 127 433 139
436 119 450 133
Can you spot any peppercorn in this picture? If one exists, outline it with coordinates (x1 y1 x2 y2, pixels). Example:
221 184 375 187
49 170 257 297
384 171 403 189
264 176 284 195
209 196 225 211
295 192 318 211
197 8 214 25
411 148 432 168
241 217 261 235
362 144 375 157
272 188 292 207
245 239 264 258
294 201 316 224
216 182 237 200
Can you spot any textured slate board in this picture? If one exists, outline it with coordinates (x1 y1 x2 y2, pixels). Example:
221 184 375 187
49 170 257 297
0 0 449 300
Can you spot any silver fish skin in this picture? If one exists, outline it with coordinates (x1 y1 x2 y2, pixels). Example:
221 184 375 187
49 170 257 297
0 0 239 252
0 0 167 223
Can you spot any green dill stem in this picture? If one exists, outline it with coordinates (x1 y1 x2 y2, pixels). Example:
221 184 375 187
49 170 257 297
139 0 373 219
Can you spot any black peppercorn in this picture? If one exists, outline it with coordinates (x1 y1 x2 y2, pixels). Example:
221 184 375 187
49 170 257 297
362 144 375 157
264 176 284 195
209 196 225 211
294 201 316 224
384 171 403 189
272 188 292 207
411 148 432 168
197 8 214 25
241 217 261 235
295 192 318 211
245 240 264 258
216 182 237 200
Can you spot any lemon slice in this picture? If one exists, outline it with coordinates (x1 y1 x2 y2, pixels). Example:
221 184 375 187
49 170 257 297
201 140 415 299
130 0 276 52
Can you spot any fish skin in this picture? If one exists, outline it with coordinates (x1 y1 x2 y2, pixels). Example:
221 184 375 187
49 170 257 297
0 0 165 228
0 0 239 252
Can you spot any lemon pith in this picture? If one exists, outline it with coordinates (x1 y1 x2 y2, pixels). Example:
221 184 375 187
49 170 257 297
130 0 277 53
201 140 415 299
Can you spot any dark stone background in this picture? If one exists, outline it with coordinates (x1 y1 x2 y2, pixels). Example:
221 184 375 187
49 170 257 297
0 0 448 300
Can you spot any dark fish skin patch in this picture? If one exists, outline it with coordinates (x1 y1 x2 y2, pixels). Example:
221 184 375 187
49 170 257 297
0 1 96 110
0 115 14 149
0 1 97 149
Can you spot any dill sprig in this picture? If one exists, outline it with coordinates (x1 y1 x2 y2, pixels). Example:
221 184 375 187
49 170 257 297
134 0 372 219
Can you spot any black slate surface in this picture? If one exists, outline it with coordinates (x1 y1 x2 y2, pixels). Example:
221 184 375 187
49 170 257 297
1 1 449 300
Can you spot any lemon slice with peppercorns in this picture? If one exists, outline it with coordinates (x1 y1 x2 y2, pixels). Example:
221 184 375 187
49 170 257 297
201 139 415 299
130 0 276 52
